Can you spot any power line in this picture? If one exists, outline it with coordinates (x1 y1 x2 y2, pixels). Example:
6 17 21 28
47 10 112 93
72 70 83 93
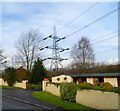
62 33 117 52
56 0 101 33
64 34 117 62
44 4 88 37
64 7 119 39
91 34 117 45
91 30 118 42
40 4 118 46
39 6 119 67
95 47 117 54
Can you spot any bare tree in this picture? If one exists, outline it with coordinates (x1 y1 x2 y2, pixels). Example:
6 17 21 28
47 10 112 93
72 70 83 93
15 29 42 71
0 48 7 69
71 37 95 73
0 49 4 63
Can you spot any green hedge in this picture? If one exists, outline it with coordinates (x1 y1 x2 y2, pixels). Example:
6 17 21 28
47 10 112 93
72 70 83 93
27 84 42 90
60 82 79 102
79 82 93 89
47 82 120 103
46 82 61 88
100 82 113 91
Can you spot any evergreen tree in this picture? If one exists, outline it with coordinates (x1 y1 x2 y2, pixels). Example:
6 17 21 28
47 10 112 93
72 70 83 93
3 67 16 86
29 58 47 84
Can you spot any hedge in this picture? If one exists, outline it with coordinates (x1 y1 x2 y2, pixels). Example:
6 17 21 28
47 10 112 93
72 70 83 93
26 84 42 90
46 82 120 103
60 82 79 102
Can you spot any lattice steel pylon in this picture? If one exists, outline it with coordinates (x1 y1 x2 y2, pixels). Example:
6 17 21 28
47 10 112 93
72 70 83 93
40 26 69 70
50 26 63 70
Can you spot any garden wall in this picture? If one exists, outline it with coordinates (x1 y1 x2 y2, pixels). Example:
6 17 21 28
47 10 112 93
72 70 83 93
14 80 28 89
76 89 119 110
42 81 60 96
42 81 119 110
0 78 28 89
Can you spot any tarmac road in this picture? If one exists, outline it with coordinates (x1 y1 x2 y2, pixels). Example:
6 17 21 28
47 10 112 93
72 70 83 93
2 89 68 111
2 96 41 109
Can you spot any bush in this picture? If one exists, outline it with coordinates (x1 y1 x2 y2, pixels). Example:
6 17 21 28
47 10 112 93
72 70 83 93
27 84 42 90
100 82 113 91
60 82 79 102
3 67 16 86
93 86 106 91
79 82 93 89
114 88 120 93
46 82 61 88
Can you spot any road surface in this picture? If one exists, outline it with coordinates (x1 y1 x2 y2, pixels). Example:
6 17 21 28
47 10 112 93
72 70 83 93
2 96 41 109
2 89 67 111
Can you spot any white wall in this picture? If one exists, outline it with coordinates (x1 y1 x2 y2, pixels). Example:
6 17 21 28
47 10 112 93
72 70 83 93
87 77 118 87
42 80 49 91
0 78 28 89
0 78 7 86
0 78 3 85
104 78 118 87
14 80 28 89
52 75 73 83
76 89 119 110
42 81 60 96
45 83 60 96
87 78 93 84
42 82 119 110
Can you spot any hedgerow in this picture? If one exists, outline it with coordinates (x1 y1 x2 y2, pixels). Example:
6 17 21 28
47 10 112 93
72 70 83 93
46 82 120 103
60 82 79 102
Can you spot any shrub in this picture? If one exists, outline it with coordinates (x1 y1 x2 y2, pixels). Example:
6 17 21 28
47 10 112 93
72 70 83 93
46 82 61 88
79 82 93 89
27 84 42 90
60 82 79 102
3 67 16 86
100 82 113 91
114 88 120 93
93 86 106 91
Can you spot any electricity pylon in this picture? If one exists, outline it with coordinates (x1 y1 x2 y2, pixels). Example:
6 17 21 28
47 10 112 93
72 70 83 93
40 26 69 70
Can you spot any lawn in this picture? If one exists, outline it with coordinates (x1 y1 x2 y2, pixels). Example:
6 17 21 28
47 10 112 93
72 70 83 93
32 91 99 110
0 85 23 89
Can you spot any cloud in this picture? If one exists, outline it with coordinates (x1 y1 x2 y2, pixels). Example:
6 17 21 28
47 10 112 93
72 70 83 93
2 2 118 66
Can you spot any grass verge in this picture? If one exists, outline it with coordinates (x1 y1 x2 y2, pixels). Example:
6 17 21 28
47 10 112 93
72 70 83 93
0 85 24 89
32 91 99 110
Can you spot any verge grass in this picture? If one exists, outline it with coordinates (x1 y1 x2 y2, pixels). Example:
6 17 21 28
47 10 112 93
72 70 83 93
0 85 24 89
32 91 99 110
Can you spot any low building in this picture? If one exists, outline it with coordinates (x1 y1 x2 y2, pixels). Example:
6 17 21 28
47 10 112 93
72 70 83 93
51 73 120 88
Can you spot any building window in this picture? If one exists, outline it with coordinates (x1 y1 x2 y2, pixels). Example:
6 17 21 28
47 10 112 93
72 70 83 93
82 77 87 82
98 77 104 83
64 77 67 80
57 78 60 81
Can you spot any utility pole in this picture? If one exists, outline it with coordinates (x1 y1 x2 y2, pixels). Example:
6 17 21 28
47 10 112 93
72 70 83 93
40 26 69 70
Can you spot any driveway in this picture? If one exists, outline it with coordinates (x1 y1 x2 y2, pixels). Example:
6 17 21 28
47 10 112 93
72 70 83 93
2 89 68 110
